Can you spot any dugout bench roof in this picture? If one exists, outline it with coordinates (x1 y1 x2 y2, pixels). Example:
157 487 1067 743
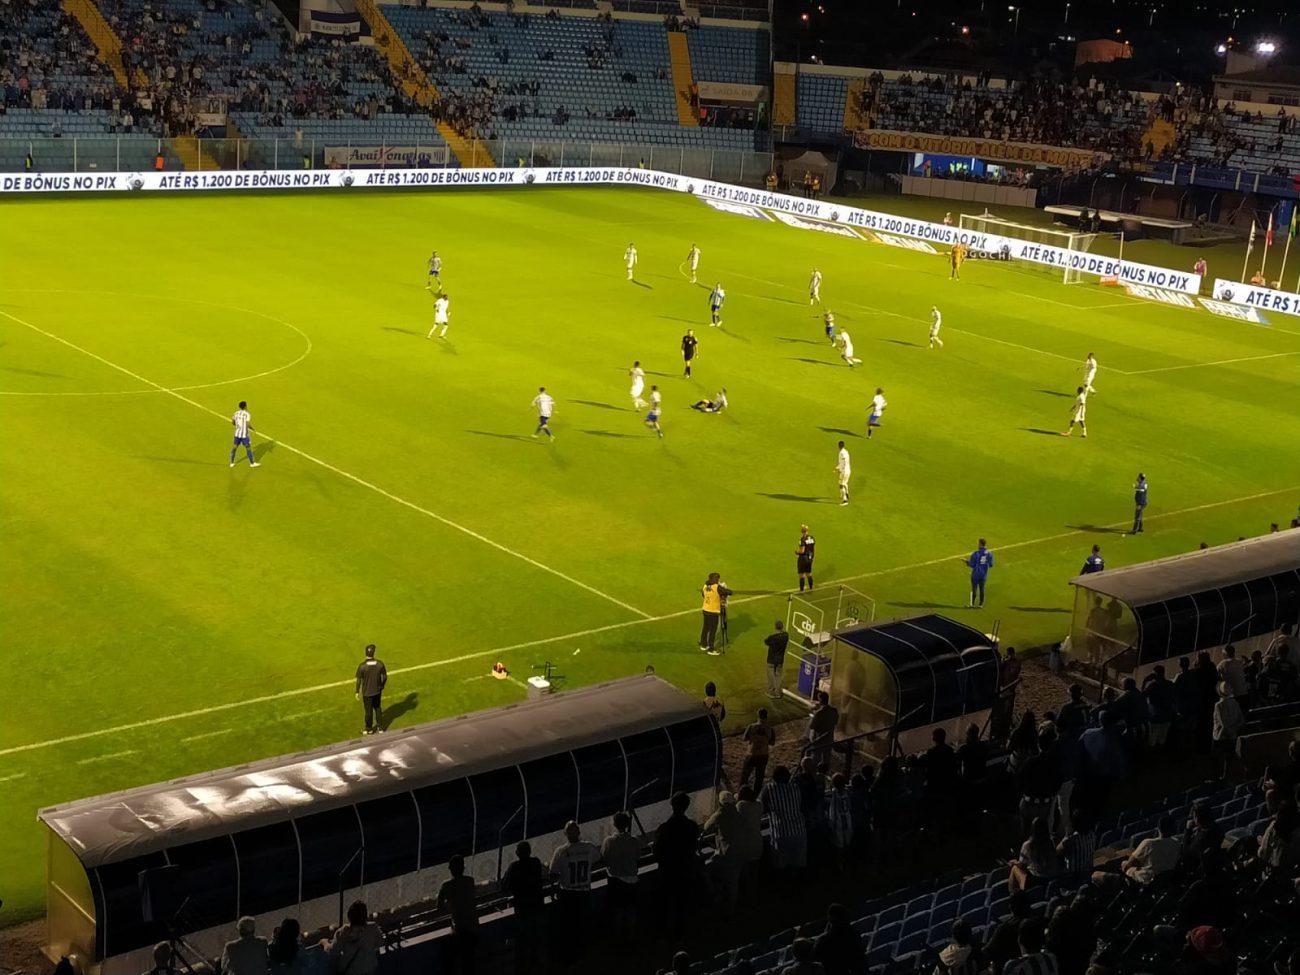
1068 531 1300 608
1068 532 1300 665
38 674 708 869
831 614 1000 731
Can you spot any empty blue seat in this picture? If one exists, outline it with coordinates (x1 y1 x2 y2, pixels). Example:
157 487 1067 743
957 892 985 918
876 904 906 928
935 883 962 905
930 901 958 926
871 922 901 951
901 913 930 938
905 893 934 917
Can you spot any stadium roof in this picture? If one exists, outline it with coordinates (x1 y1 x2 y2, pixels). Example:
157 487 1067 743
1217 66 1300 87
38 674 704 868
1069 531 1300 607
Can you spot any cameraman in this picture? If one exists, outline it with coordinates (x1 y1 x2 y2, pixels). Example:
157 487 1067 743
699 572 732 655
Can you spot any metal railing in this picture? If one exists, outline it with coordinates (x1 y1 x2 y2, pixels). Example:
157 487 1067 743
1 136 773 184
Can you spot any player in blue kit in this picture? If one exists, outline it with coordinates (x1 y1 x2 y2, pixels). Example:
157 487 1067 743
229 401 260 468
709 283 726 327
823 311 836 345
426 251 442 291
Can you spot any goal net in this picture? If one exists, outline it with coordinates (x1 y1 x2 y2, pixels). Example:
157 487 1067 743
959 211 1098 284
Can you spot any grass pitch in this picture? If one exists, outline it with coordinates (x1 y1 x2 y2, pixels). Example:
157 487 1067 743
1 185 1297 920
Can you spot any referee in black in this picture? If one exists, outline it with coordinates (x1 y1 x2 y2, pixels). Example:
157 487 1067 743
797 524 815 591
681 328 698 378
355 643 388 736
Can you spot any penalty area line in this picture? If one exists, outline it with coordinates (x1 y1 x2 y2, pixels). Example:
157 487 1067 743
0 484 1293 760
0 309 652 622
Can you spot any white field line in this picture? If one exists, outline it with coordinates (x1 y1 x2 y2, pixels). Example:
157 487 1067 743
1123 351 1300 375
0 309 652 621
0 484 1293 761
180 728 234 744
0 773 29 783
75 750 137 765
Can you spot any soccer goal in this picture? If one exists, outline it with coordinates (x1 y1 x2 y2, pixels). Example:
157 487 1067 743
783 585 875 705
959 211 1098 284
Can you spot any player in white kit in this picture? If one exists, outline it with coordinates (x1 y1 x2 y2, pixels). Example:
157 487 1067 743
427 293 451 338
686 244 701 283
835 441 852 505
1062 386 1088 438
809 268 823 305
624 243 638 281
929 305 944 348
867 388 887 438
629 361 646 409
838 330 861 367
1082 353 1097 394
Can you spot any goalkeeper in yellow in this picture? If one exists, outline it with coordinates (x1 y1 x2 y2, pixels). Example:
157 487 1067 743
949 242 967 280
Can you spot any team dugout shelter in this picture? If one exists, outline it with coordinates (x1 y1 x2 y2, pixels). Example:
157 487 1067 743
38 675 719 975
826 614 1001 763
1066 533 1300 683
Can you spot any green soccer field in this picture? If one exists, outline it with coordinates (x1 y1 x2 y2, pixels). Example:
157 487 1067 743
1 184 1297 921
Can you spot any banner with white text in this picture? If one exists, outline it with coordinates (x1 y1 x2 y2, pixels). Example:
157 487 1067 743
0 167 1201 294
1210 278 1300 318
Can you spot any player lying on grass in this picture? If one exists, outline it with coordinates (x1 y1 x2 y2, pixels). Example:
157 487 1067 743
691 389 728 413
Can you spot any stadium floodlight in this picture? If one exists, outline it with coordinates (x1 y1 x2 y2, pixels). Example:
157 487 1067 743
1215 43 1227 55
1256 40 1277 55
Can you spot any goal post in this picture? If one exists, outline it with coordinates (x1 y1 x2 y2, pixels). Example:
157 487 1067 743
959 211 1099 284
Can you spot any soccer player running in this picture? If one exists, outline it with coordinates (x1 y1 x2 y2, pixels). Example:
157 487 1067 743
809 268 823 305
709 282 726 327
1082 352 1098 394
531 386 556 441
867 388 887 438
624 242 638 281
427 292 451 339
426 251 442 291
629 361 647 409
823 311 836 345
964 538 994 608
229 401 260 468
686 243 701 284
1132 473 1148 533
1062 386 1088 438
835 440 852 506
681 328 698 378
644 385 664 438
929 305 944 348
796 524 815 591
837 329 861 367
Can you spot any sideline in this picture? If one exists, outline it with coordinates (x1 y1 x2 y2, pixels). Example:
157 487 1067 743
0 484 1293 760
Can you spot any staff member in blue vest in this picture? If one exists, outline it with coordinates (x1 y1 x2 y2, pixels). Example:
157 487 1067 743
964 539 994 609
1132 473 1148 534
1081 544 1105 574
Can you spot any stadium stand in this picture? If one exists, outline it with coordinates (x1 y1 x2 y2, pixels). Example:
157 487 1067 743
863 72 1150 160
1161 88 1300 176
794 70 853 137
0 0 174 171
382 5 765 151
685 25 769 86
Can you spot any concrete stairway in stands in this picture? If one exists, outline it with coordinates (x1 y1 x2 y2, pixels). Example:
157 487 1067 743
773 64 796 128
169 135 221 172
353 0 492 167
65 0 146 90
667 31 698 126
844 79 869 131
